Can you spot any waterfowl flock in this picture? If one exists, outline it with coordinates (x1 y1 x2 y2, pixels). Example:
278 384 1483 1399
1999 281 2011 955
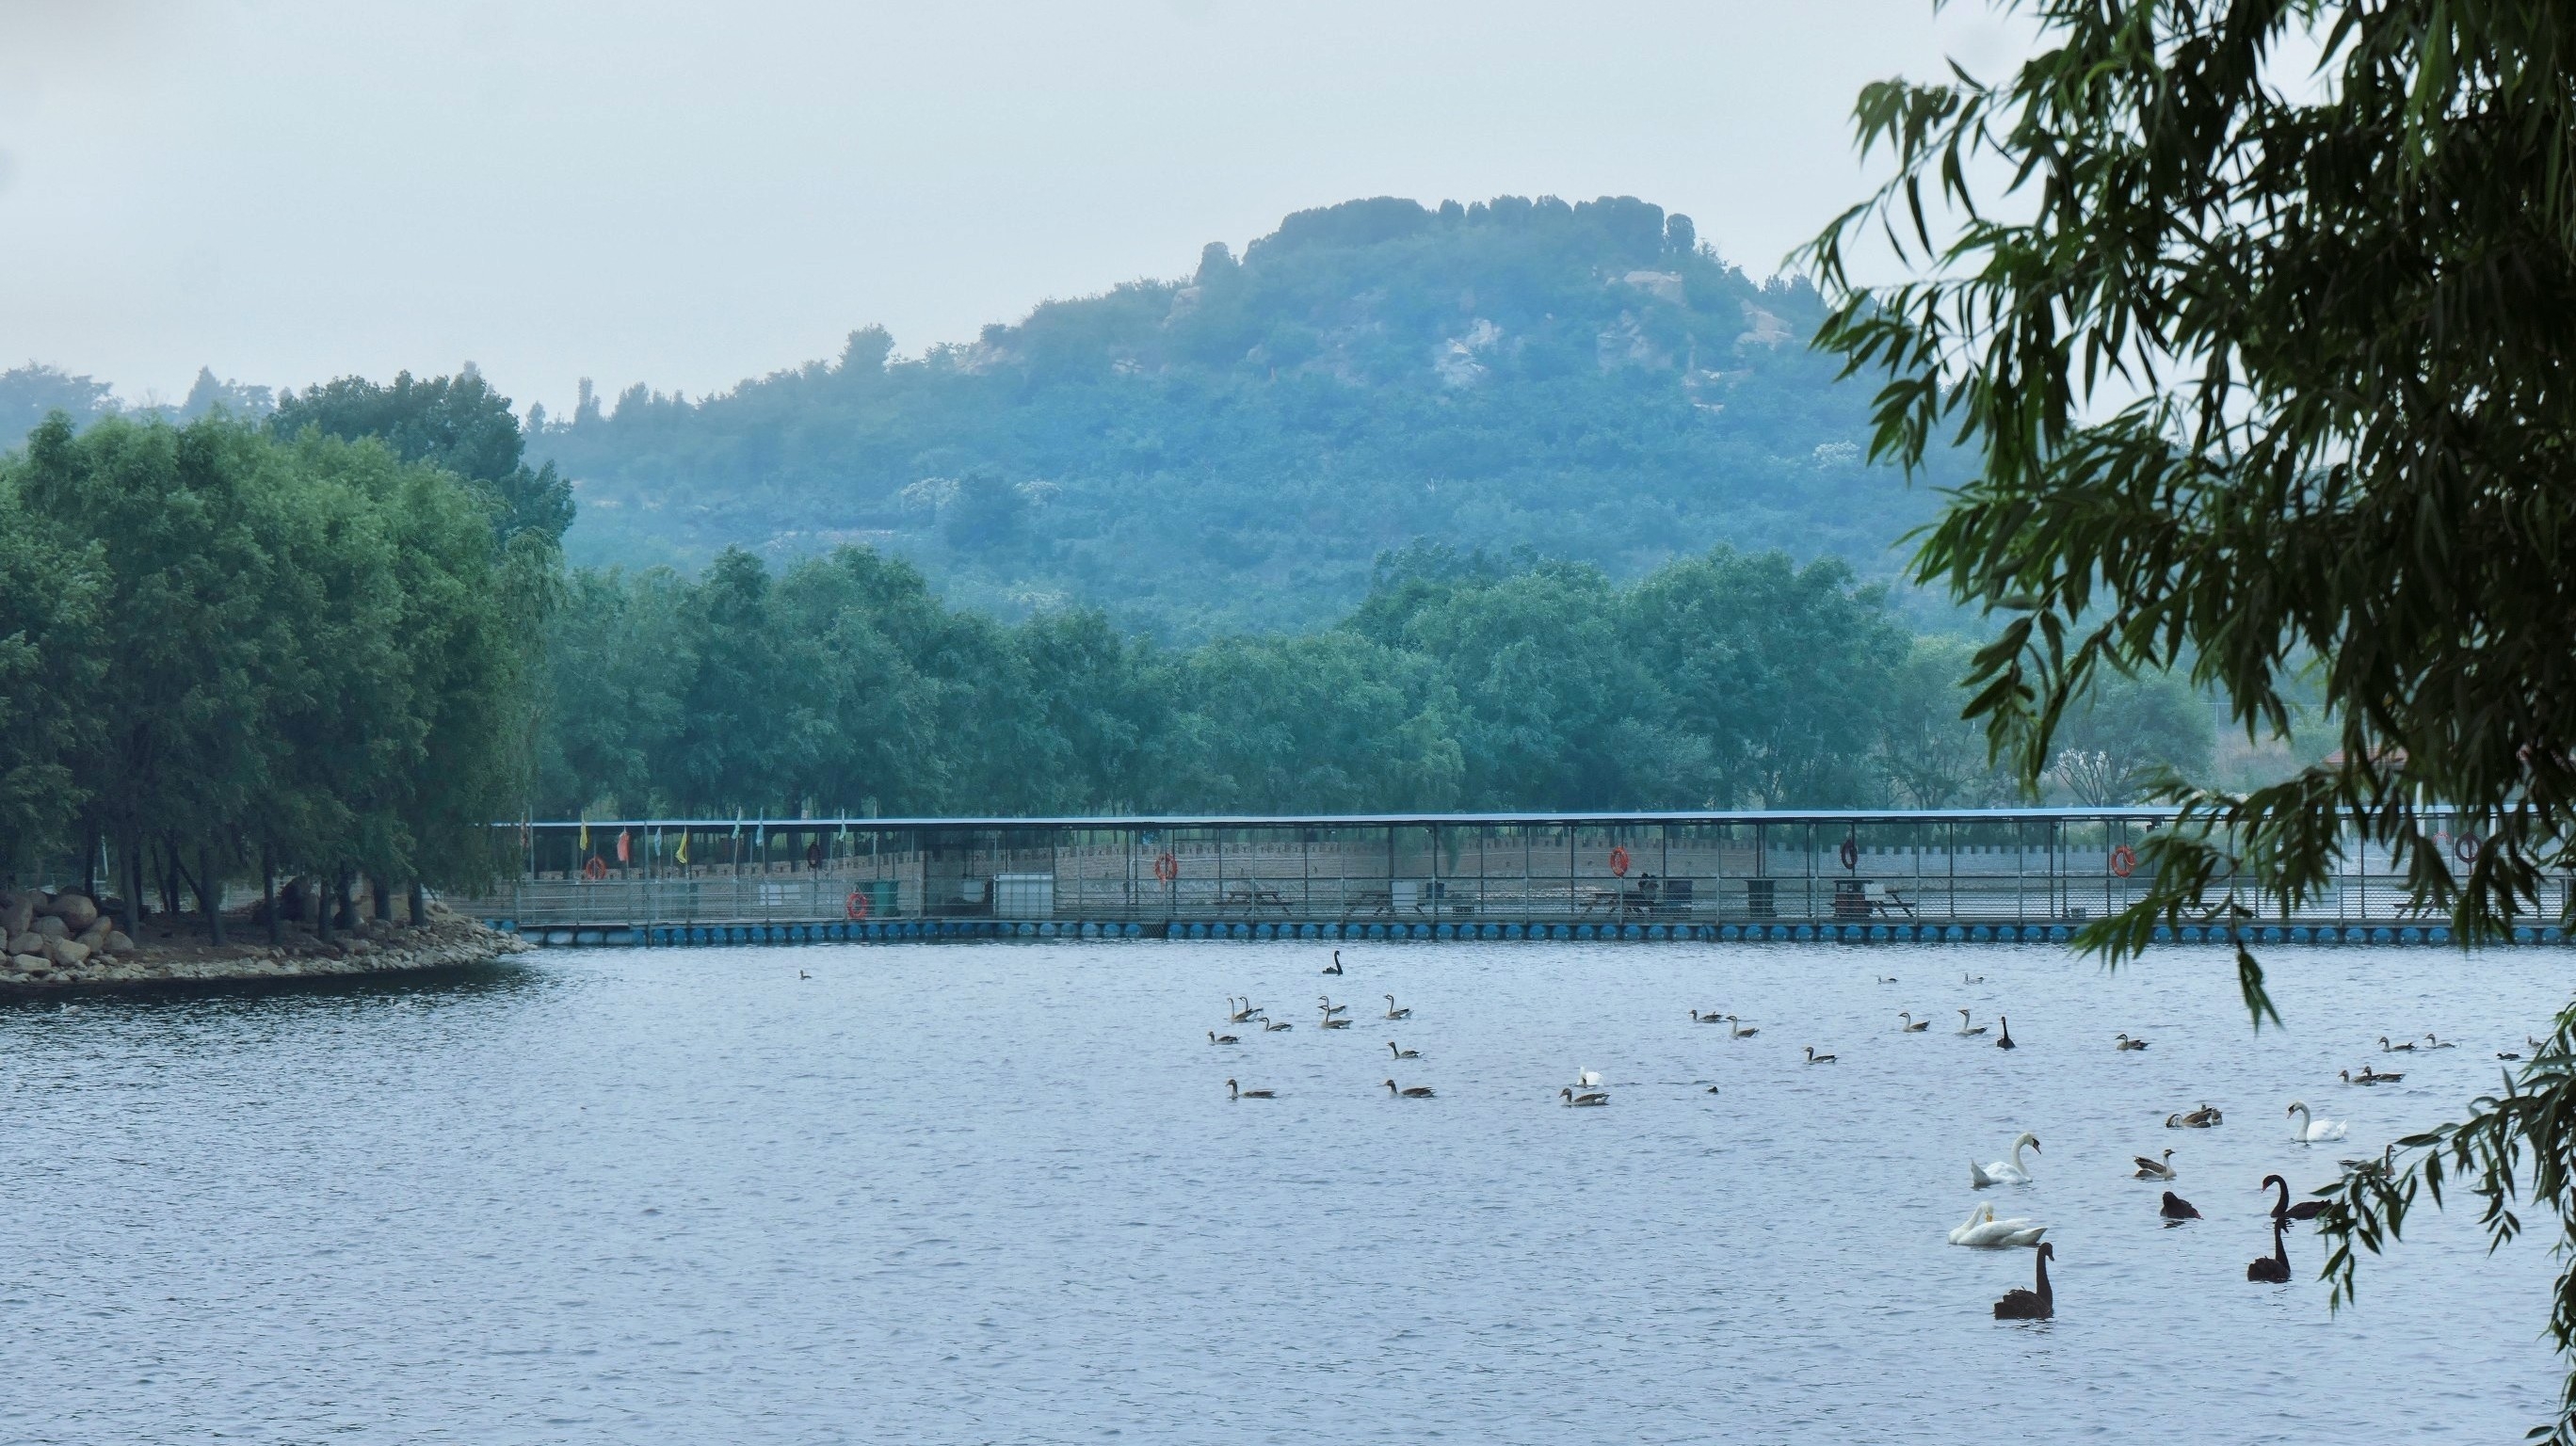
1205 948 2521 1325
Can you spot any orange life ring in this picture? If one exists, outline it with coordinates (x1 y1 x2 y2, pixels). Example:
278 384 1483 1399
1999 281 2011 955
582 855 607 881
1608 845 1632 878
1153 851 1178 884
2455 833 2481 864
845 890 870 921
2109 844 2138 878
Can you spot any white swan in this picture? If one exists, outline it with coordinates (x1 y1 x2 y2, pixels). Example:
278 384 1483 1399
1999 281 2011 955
2288 1101 2348 1143
1971 1132 2041 1188
1575 1068 1602 1088
1947 1204 2047 1248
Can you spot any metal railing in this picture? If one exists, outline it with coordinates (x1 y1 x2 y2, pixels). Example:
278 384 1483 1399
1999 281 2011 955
458 808 2568 930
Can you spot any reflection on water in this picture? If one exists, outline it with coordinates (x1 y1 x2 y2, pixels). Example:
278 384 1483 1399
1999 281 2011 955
0 941 2559 1443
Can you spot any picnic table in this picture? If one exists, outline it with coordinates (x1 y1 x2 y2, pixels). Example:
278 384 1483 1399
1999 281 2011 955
1215 884 1292 914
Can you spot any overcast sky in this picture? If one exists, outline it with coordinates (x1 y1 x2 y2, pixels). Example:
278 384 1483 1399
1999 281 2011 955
0 0 2025 414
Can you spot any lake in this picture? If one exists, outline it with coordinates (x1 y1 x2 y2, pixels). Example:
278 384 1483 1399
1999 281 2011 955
0 940 2561 1443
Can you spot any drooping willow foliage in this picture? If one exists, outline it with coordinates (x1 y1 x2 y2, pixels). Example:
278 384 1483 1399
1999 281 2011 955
1808 0 2576 1432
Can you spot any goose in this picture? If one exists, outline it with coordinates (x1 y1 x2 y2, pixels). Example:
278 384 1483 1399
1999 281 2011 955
2287 1101 2347 1143
1383 1079 1435 1099
1559 1086 1610 1107
2359 1063 2404 1084
2160 1190 2201 1221
2499 1050 2524 1061
2133 1149 2176 1181
1319 1013 1352 1030
1383 994 1412 1020
2186 1102 2225 1127
1209 1031 1239 1045
1876 975 1900 985
2378 1035 2416 1052
1387 1041 1420 1059
1322 951 1344 975
1691 1008 1729 1024
1258 1014 1293 1033
1226 1079 1275 1100
1964 972 1987 985
2246 1215 2292 1283
1992 1242 2055 1320
1574 1068 1603 1088
1727 1015 1759 1038
2114 1033 2149 1051
2264 1173 2329 1223
1948 1204 2047 1248
1226 997 1258 1023
2422 1034 2456 1050
1319 995 1348 1016
1995 1016 2018 1051
797 970 811 980
1805 1046 1838 1065
1956 1009 1988 1036
2339 1144 2395 1179
1972 1133 2041 1188
1899 1012 1931 1033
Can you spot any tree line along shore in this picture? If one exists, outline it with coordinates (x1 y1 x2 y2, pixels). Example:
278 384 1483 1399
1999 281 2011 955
2 369 2226 933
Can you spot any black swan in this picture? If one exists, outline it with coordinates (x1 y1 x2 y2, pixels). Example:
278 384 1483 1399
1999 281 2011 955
1322 952 1343 975
2160 1191 2201 1221
2246 1216 2292 1283
1993 1242 2054 1320
2265 1173 2328 1222
1996 1016 2017 1050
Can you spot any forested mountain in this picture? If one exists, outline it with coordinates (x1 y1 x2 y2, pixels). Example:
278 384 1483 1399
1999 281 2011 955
534 195 1948 635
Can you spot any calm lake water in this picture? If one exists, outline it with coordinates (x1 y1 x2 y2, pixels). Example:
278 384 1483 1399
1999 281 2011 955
0 940 2563 1443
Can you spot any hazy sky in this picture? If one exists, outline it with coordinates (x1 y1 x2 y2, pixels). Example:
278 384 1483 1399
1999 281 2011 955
0 1 2024 414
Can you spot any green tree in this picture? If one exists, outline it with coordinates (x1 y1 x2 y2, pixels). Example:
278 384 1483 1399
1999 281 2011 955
0 476 105 876
1808 1 2576 1429
271 367 574 548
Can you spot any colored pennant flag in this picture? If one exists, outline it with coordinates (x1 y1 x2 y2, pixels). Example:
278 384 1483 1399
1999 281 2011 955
579 822 590 853
616 828 631 864
675 831 689 865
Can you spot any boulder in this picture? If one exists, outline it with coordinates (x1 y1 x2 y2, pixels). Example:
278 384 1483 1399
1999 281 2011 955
0 892 30 938
6 931 40 956
103 931 134 956
44 938 89 968
75 918 112 949
51 893 98 931
8 953 47 974
32 916 67 941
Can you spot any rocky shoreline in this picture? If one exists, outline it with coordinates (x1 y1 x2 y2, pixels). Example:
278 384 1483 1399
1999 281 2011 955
2 889 529 989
